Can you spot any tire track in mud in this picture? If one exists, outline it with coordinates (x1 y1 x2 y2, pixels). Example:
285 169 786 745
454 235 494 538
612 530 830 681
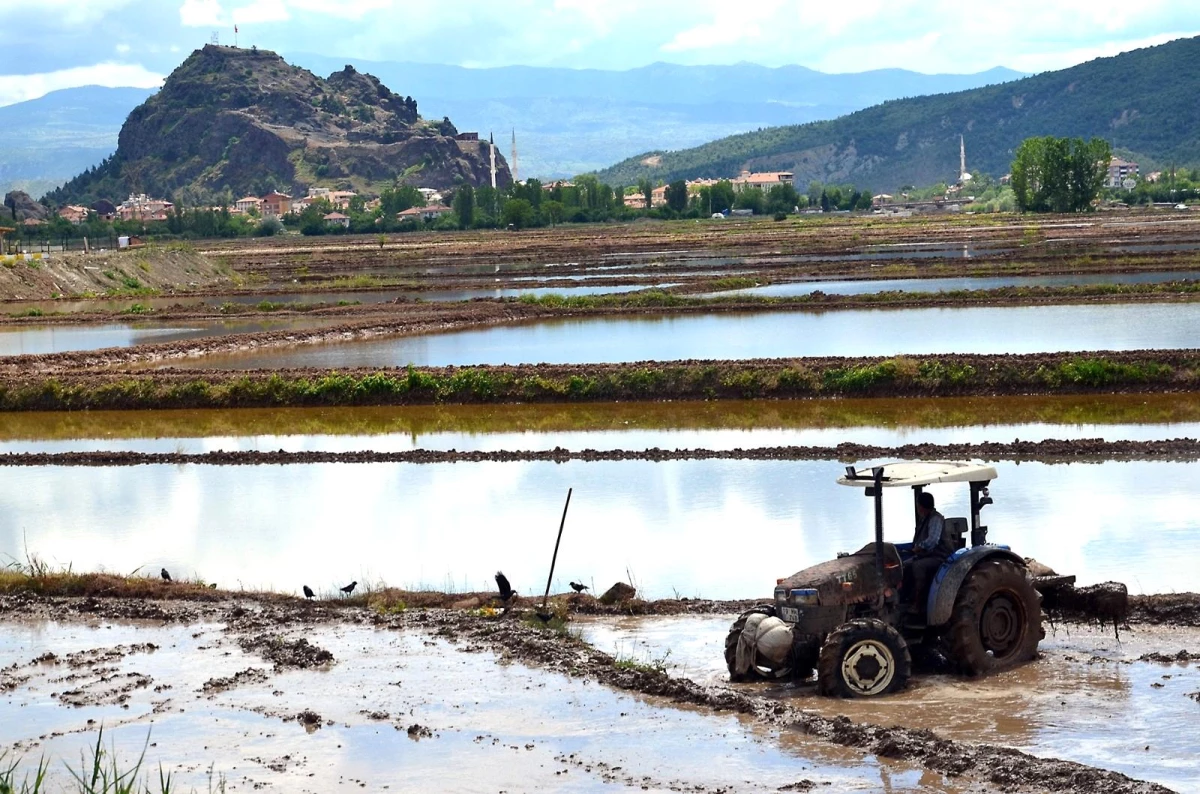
421 611 1174 794
5 438 1200 467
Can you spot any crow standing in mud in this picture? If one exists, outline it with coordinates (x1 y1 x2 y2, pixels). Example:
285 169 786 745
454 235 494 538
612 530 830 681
340 581 357 595
303 585 315 599
160 568 171 583
569 582 589 593
495 572 515 603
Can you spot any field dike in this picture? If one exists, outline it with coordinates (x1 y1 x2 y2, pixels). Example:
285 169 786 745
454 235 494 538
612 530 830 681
4 438 1200 467
1 351 1197 410
0 588 1188 794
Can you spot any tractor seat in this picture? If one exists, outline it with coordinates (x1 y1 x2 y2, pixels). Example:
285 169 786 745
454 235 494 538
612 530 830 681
945 517 968 550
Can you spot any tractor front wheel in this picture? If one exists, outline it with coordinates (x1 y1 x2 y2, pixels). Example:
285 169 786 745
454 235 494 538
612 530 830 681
817 618 911 698
946 558 1042 676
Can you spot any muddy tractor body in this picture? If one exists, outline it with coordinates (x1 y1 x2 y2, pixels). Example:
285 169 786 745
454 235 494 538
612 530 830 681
726 462 1044 697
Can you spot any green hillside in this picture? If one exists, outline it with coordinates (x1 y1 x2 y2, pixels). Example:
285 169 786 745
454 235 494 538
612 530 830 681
594 36 1200 191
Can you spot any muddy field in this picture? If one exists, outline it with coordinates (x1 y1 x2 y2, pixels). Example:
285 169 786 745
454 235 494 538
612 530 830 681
1 591 1197 793
5 437 1200 466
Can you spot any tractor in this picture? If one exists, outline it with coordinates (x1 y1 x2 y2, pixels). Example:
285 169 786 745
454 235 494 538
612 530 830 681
725 461 1049 697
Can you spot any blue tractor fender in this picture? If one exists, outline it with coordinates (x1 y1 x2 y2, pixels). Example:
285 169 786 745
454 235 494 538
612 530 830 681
925 545 1026 627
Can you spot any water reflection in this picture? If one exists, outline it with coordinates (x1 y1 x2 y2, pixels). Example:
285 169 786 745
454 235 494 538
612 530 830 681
4 395 1197 453
178 303 1200 369
1 460 1194 598
716 270 1200 298
0 317 338 356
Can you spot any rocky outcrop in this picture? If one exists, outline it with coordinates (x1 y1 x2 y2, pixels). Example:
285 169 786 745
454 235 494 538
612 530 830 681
47 46 509 205
3 191 48 222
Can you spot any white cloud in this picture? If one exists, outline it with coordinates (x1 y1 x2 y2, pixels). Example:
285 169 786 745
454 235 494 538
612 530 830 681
0 62 164 107
179 0 224 27
1006 30 1200 73
233 0 290 25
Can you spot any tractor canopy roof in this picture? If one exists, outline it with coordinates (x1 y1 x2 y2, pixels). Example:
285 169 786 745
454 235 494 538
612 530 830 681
837 461 998 488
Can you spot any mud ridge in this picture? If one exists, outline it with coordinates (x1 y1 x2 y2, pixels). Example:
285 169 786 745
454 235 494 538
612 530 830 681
5 438 1200 468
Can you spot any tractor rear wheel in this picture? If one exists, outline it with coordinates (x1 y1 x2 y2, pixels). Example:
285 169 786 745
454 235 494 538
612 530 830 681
946 558 1041 676
724 605 794 682
817 618 911 698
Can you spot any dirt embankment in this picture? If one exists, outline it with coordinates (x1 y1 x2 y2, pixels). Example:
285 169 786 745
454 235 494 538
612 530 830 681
3 351 1198 411
0 245 235 301
5 438 1200 467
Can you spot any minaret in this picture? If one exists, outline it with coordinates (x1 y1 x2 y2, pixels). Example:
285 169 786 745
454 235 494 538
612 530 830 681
489 132 497 190
959 135 972 183
511 129 519 184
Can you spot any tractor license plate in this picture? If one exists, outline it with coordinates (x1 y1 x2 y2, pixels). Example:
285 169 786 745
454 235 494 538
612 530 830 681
780 607 800 623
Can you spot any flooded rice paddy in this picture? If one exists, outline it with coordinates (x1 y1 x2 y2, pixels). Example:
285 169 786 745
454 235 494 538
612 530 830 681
2 458 1196 598
0 621 940 793
716 270 1200 298
580 617 1200 792
178 302 1200 369
0 317 339 356
2 393 1199 454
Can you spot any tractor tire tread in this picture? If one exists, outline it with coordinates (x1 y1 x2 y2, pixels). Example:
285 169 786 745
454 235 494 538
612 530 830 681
946 558 1041 677
817 618 911 698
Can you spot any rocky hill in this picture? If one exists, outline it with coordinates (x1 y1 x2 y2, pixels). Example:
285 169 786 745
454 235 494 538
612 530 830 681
594 35 1200 191
46 46 509 206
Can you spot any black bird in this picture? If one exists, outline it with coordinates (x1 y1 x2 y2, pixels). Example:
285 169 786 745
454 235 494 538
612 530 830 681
160 568 171 583
569 582 589 593
340 581 357 595
495 571 514 602
303 585 315 599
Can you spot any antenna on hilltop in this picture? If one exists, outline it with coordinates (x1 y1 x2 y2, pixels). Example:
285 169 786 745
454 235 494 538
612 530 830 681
210 31 220 46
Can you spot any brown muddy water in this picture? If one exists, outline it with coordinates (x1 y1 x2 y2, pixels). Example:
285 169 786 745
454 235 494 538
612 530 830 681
0 317 340 356
1 394 1199 455
2 459 1196 598
0 619 954 793
174 303 1200 369
580 617 1200 792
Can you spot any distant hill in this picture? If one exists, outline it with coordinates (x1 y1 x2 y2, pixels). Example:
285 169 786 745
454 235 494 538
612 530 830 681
4 59 1021 196
594 36 1200 191
0 86 155 198
46 45 509 207
288 55 1025 179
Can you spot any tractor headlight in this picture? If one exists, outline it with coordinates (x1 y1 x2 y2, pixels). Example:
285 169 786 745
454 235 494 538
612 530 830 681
790 588 819 606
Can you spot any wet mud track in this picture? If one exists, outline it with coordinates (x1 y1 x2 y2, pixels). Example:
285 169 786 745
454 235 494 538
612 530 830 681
2 592 1196 792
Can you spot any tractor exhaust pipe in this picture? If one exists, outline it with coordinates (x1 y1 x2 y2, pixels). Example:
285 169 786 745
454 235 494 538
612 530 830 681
870 466 885 579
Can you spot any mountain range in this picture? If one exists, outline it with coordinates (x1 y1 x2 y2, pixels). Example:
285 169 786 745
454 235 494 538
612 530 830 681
595 35 1200 191
1 60 1023 198
0 86 155 199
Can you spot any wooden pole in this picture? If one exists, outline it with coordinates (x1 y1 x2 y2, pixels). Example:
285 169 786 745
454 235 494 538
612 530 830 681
541 488 572 614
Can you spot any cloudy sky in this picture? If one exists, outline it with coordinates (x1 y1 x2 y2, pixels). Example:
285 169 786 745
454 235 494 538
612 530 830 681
0 0 1197 105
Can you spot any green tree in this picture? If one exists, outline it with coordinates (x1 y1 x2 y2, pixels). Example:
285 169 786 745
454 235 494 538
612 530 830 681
542 199 564 226
637 178 653 210
664 180 688 212
1011 136 1111 212
502 198 535 229
453 185 475 229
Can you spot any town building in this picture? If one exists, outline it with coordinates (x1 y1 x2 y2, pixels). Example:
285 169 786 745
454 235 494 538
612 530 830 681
327 191 357 210
261 191 292 217
117 194 173 222
57 205 91 224
398 205 454 222
730 170 794 193
323 212 350 228
234 196 263 215
1107 159 1140 188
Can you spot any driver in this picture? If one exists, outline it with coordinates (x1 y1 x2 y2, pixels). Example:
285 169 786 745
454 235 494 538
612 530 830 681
907 492 954 614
